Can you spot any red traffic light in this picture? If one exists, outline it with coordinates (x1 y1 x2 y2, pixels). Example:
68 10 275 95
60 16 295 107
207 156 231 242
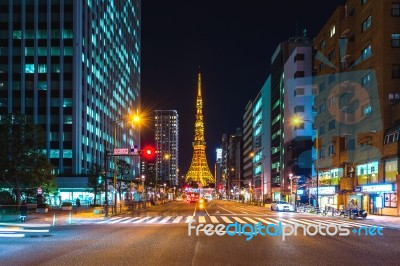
141 146 156 160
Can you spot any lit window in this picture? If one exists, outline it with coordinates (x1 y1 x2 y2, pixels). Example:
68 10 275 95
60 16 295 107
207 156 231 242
392 33 400 47
362 103 372 116
329 25 336 37
361 72 372 87
361 16 372 32
361 44 372 60
328 144 335 156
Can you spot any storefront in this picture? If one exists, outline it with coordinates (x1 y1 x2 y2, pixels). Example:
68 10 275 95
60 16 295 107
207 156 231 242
309 186 338 209
361 184 397 216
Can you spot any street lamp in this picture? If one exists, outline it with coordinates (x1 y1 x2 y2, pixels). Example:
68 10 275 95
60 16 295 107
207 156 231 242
112 112 141 214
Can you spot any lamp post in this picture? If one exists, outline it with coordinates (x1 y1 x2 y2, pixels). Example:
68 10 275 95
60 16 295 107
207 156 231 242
112 113 141 214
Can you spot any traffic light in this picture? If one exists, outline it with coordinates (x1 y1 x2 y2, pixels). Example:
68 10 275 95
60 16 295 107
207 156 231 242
141 145 156 161
97 175 103 185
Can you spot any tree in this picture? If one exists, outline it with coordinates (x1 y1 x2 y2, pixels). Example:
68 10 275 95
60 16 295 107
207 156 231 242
116 159 131 203
0 113 56 204
86 164 104 205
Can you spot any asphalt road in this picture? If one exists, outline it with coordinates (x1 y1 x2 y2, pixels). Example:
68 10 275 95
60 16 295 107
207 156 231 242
1 200 399 266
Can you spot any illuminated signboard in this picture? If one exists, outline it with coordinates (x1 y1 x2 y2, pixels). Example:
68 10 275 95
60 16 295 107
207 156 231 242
216 148 222 163
309 186 336 195
362 184 393 192
357 161 378 175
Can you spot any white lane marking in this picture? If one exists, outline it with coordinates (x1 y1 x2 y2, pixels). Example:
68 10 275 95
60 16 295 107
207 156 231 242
198 216 206 223
146 217 162 223
172 216 183 223
267 218 287 225
159 216 172 223
108 217 131 224
210 216 219 223
185 216 195 223
221 216 233 223
121 217 140 224
133 217 150 223
242 217 259 224
254 217 273 224
97 217 122 224
217 206 236 214
232 217 247 224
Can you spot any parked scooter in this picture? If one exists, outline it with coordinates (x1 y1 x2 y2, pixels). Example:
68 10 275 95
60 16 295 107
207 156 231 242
350 208 367 219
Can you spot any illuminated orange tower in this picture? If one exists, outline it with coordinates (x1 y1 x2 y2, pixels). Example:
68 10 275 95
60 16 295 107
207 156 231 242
185 69 214 186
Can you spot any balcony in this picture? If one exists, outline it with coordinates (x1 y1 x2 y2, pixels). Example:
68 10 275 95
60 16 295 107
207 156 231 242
340 15 354 38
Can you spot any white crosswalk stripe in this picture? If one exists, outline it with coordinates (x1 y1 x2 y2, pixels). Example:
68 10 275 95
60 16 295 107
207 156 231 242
133 217 150 223
198 216 206 223
159 216 172 223
94 215 382 229
185 216 194 223
146 216 162 223
242 217 259 224
172 216 183 223
220 216 233 223
210 216 219 223
121 217 140 224
232 217 247 224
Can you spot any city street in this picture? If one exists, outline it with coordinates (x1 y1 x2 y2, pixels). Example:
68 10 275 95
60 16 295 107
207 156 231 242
1 200 400 265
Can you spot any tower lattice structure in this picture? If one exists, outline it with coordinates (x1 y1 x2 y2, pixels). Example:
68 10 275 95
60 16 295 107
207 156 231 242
185 70 214 186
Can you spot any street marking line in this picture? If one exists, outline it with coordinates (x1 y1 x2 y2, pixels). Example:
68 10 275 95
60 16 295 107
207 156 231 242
210 216 219 223
146 217 162 223
300 219 331 226
266 218 287 225
121 217 140 224
232 217 247 224
97 217 122 224
172 216 183 223
275 218 298 226
133 217 150 223
255 217 273 224
109 217 132 224
186 216 195 223
321 219 382 228
159 216 172 223
242 217 259 224
289 218 319 226
221 216 233 223
217 206 236 214
198 216 206 223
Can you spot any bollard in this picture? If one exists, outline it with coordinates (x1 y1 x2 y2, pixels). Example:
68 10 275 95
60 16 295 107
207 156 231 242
52 212 56 226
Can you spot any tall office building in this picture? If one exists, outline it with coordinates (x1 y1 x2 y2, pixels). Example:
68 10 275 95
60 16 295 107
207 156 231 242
270 36 313 201
155 110 179 187
0 1 141 197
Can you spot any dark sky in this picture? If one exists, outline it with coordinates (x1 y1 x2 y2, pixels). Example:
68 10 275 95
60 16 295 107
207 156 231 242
141 0 345 175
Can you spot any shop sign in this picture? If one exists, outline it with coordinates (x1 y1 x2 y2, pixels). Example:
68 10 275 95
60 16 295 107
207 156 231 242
354 186 362 192
309 186 336 195
362 184 394 192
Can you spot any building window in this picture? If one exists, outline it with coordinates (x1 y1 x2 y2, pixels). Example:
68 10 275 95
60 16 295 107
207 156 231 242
294 53 305 62
361 16 372 32
361 44 372 61
385 158 398 183
319 40 326 50
392 33 400 47
328 74 336 84
318 103 327 113
294 88 304 96
318 148 325 159
328 119 336 130
294 71 305 79
361 72 372 87
328 96 337 107
319 62 324 71
393 64 400 78
392 3 400 16
294 105 305 113
328 49 336 61
329 25 336 37
362 102 372 116
328 144 335 156
319 125 325 136
384 132 399 144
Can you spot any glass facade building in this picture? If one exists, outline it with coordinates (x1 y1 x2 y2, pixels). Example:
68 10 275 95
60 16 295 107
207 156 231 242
0 1 141 186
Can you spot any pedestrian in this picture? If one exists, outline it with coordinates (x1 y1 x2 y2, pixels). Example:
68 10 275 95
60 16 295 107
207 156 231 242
20 201 28 223
76 198 81 208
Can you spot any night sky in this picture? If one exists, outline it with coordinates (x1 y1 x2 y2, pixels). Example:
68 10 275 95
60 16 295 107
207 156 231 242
141 0 345 175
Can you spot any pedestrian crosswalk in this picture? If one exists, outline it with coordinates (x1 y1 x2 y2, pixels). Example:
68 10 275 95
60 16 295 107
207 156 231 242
94 215 380 228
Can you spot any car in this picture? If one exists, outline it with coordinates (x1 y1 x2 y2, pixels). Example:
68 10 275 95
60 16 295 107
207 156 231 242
271 201 295 212
189 193 200 203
